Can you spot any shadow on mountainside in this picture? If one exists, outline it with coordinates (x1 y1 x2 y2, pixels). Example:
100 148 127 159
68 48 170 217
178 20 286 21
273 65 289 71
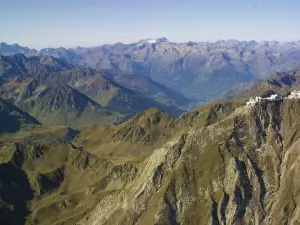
0 163 33 225
0 113 22 133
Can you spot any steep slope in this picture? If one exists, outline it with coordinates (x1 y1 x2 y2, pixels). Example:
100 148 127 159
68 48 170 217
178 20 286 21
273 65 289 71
15 80 122 128
2 98 300 224
0 140 116 225
37 47 77 62
74 108 176 162
0 108 176 225
0 97 39 133
0 53 71 101
0 54 185 118
76 99 300 225
0 53 70 80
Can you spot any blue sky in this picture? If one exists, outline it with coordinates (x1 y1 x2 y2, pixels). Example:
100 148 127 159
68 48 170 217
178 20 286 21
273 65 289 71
0 0 299 49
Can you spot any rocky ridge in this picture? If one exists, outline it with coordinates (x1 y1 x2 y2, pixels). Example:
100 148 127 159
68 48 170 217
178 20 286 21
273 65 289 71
73 98 300 225
0 96 300 224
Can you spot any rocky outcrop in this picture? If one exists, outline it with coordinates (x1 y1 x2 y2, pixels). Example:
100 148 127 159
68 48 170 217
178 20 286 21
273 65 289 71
76 99 300 225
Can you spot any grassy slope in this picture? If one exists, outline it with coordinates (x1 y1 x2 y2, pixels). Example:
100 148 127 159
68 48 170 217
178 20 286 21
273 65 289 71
1 99 300 224
0 97 40 133
44 68 186 117
16 80 123 128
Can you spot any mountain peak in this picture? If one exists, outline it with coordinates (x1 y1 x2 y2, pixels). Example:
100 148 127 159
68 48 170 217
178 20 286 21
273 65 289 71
141 107 162 115
16 79 124 128
130 107 172 127
144 37 168 44
0 42 8 47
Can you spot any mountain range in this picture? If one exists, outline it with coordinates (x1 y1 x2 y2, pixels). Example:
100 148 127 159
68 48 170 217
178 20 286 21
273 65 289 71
2 39 300 103
2 38 300 224
0 53 189 128
1 69 300 224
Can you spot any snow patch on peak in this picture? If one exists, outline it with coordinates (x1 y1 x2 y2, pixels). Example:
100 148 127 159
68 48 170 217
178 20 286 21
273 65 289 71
147 39 157 44
145 37 168 44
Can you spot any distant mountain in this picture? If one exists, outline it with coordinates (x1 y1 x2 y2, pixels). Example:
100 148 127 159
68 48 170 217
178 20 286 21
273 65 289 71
37 47 77 63
15 80 123 128
104 71 193 109
0 97 39 133
0 54 186 127
33 39 300 103
2 40 300 103
0 42 37 56
3 38 300 110
0 53 72 102
0 53 71 81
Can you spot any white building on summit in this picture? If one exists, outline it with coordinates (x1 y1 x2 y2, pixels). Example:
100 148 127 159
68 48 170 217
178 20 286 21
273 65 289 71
264 94 283 101
246 96 263 106
246 94 282 106
246 90 300 106
286 90 300 99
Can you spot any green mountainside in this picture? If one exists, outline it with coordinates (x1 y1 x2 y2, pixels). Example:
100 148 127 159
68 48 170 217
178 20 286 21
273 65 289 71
0 97 39 133
41 68 186 116
1 56 300 224
0 54 187 126
15 79 122 128
0 54 71 102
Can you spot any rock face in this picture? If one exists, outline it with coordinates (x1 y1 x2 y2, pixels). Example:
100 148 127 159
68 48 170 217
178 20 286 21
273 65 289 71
74 99 300 225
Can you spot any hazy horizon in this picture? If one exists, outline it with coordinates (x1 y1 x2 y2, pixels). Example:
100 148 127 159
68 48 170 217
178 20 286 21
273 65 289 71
2 37 300 51
1 0 299 49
